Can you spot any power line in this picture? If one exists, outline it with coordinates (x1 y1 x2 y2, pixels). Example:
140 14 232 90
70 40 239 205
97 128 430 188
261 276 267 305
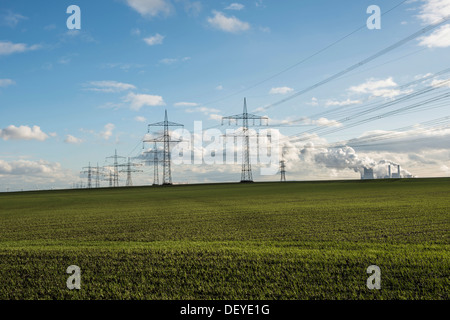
200 0 410 107
256 14 450 112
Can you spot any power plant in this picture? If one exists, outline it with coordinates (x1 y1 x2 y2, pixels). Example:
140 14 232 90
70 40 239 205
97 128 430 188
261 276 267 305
361 163 412 180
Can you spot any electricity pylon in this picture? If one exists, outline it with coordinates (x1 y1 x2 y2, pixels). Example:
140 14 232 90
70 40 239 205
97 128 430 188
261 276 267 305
95 163 101 188
118 157 143 187
280 160 286 182
222 98 268 183
81 162 93 189
144 110 183 185
106 149 126 187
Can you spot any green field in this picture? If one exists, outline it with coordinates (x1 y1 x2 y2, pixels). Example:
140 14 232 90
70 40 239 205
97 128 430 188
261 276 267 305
0 178 449 300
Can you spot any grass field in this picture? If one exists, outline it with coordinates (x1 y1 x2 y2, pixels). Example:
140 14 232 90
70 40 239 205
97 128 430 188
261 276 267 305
0 178 449 299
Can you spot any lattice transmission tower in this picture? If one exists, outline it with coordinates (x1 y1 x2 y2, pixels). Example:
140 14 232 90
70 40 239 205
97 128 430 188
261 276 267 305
118 157 143 187
143 110 183 185
81 163 93 189
106 149 126 187
222 98 268 183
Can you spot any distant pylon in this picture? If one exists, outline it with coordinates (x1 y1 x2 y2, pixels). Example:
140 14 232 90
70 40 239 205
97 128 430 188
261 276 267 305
81 162 93 188
118 157 143 187
280 160 286 182
222 98 268 183
106 149 126 187
144 110 183 185
95 163 101 188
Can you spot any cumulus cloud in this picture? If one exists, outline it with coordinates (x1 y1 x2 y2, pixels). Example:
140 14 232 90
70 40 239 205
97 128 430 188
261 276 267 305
207 11 250 33
0 159 63 176
185 107 221 115
0 79 15 87
0 41 41 56
143 33 165 45
418 24 450 47
324 98 362 107
269 86 294 94
417 0 450 24
100 123 115 140
416 0 450 47
225 3 245 10
123 92 165 110
124 0 172 17
174 102 199 107
0 125 49 141
348 77 410 98
0 159 78 190
135 116 147 122
85 80 136 93
64 134 83 144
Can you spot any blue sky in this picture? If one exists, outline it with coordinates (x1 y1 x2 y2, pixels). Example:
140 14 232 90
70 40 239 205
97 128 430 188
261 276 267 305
1 0 450 190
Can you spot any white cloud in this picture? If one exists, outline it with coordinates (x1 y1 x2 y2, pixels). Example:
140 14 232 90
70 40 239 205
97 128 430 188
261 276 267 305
64 134 83 144
0 159 67 177
313 118 343 127
348 77 410 98
101 123 115 140
207 11 250 33
159 58 178 65
216 85 224 90
349 77 397 93
418 24 450 47
225 3 245 10
135 116 147 122
269 86 294 95
0 41 41 56
1 11 27 28
123 92 165 110
86 81 136 93
417 0 450 24
185 107 221 114
159 56 191 64
0 125 49 141
174 102 199 107
0 79 15 87
143 33 165 45
209 114 223 121
324 99 362 107
124 0 172 17
431 77 450 87
306 97 319 106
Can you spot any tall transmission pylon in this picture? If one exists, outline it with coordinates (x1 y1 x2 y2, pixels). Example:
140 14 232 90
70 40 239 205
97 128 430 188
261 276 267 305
106 149 126 187
222 98 268 183
81 162 93 189
280 160 286 182
118 157 143 187
143 110 183 185
95 163 101 188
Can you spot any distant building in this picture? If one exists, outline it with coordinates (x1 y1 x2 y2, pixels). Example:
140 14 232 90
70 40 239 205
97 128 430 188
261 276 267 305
361 167 374 180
